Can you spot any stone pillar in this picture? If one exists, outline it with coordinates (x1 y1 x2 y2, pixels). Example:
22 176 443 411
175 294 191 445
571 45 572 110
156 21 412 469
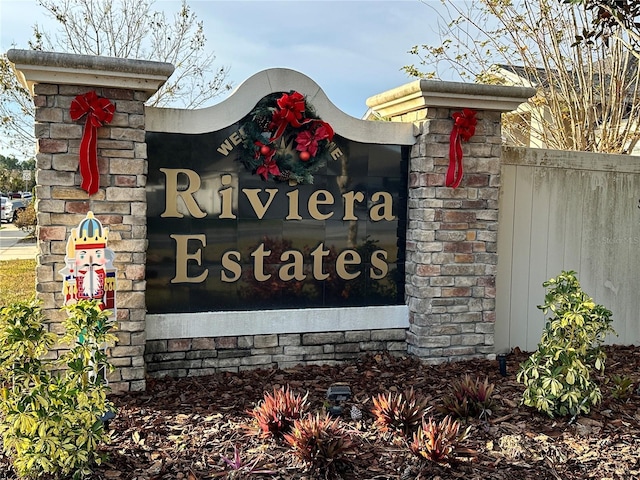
367 80 535 363
8 50 174 391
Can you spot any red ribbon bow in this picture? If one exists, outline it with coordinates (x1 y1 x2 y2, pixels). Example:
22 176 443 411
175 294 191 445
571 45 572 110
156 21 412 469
269 91 312 142
70 91 115 195
447 109 477 188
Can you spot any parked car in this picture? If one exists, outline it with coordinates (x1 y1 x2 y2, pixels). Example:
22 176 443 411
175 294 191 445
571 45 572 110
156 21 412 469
0 196 13 223
9 192 32 202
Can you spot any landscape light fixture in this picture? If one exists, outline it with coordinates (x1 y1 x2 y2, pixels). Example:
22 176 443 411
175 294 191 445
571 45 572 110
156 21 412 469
326 383 352 417
497 353 508 377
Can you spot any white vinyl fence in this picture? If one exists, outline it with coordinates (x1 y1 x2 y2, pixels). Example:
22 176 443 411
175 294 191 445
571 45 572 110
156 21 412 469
496 147 640 352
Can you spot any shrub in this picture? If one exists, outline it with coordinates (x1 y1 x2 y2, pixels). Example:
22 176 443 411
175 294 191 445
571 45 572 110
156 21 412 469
409 415 470 464
0 299 117 479
14 200 36 235
249 386 308 438
283 413 355 477
517 271 615 418
440 375 495 419
371 387 430 436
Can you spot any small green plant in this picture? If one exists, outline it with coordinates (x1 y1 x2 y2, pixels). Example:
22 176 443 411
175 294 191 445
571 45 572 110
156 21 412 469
517 271 615 418
249 386 309 438
283 413 355 477
0 299 117 479
409 415 471 464
610 374 635 400
440 375 495 419
371 387 431 436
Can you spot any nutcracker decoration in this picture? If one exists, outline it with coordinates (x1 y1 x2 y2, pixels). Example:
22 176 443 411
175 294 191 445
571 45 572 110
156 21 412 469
60 212 116 313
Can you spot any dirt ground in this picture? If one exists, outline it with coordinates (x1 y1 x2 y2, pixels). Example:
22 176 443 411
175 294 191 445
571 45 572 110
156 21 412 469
1 345 640 479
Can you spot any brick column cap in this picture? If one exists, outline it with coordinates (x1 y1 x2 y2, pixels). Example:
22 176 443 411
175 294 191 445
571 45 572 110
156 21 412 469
7 49 174 95
366 79 536 118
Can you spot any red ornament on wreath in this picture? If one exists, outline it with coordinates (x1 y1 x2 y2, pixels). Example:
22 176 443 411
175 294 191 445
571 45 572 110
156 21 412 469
69 91 115 195
260 145 272 156
299 151 311 162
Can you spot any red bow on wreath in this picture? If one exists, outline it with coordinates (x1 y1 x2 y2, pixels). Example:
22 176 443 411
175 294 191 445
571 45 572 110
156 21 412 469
447 108 477 189
70 91 115 195
269 91 313 142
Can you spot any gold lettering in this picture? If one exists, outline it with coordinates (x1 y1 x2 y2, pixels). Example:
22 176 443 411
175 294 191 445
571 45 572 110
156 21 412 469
160 168 207 219
251 243 272 281
219 174 236 219
330 147 343 160
310 243 330 280
279 250 305 281
370 250 389 279
221 250 241 282
217 138 234 155
242 188 278 220
286 189 302 220
170 234 208 283
370 192 395 221
230 131 242 145
336 250 361 280
342 191 365 221
308 190 334 220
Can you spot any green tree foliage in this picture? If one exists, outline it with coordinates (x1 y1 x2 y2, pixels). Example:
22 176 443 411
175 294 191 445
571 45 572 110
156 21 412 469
0 300 117 479
402 0 640 154
563 0 640 53
517 271 615 418
1 0 232 157
0 154 34 193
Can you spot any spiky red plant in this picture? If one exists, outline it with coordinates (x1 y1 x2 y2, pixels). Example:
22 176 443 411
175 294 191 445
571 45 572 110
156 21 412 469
439 374 495 419
410 415 470 463
371 387 430 436
248 386 308 438
283 413 355 476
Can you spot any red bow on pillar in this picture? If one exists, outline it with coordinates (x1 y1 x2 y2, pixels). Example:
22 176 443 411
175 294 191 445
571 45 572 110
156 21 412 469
447 108 477 188
70 91 115 195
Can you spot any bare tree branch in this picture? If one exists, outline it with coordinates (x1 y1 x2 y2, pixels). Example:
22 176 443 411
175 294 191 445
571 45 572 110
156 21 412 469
2 0 232 159
403 0 640 154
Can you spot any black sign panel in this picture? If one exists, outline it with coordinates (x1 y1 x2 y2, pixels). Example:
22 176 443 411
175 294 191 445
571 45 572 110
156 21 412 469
146 99 407 314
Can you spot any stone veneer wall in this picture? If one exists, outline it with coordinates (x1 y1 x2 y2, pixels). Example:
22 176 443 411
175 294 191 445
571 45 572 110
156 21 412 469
33 83 150 392
146 329 406 377
10 50 535 392
365 81 535 364
406 109 501 362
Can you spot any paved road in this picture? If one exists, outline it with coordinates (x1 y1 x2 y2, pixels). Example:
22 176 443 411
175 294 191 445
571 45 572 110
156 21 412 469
0 223 38 260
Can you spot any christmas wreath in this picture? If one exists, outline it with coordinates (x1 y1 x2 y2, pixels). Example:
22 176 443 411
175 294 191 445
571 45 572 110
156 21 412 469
237 91 335 184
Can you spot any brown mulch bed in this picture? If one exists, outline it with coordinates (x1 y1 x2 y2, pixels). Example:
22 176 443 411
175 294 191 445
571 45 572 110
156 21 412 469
2 345 640 479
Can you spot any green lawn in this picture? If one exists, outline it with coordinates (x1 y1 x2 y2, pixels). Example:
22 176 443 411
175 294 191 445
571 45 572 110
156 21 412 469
0 259 37 307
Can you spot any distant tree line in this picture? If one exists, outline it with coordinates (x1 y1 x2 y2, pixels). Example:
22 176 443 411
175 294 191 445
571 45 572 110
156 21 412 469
0 154 35 194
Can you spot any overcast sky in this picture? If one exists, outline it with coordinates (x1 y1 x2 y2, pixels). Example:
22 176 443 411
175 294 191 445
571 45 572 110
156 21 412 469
1 0 451 118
